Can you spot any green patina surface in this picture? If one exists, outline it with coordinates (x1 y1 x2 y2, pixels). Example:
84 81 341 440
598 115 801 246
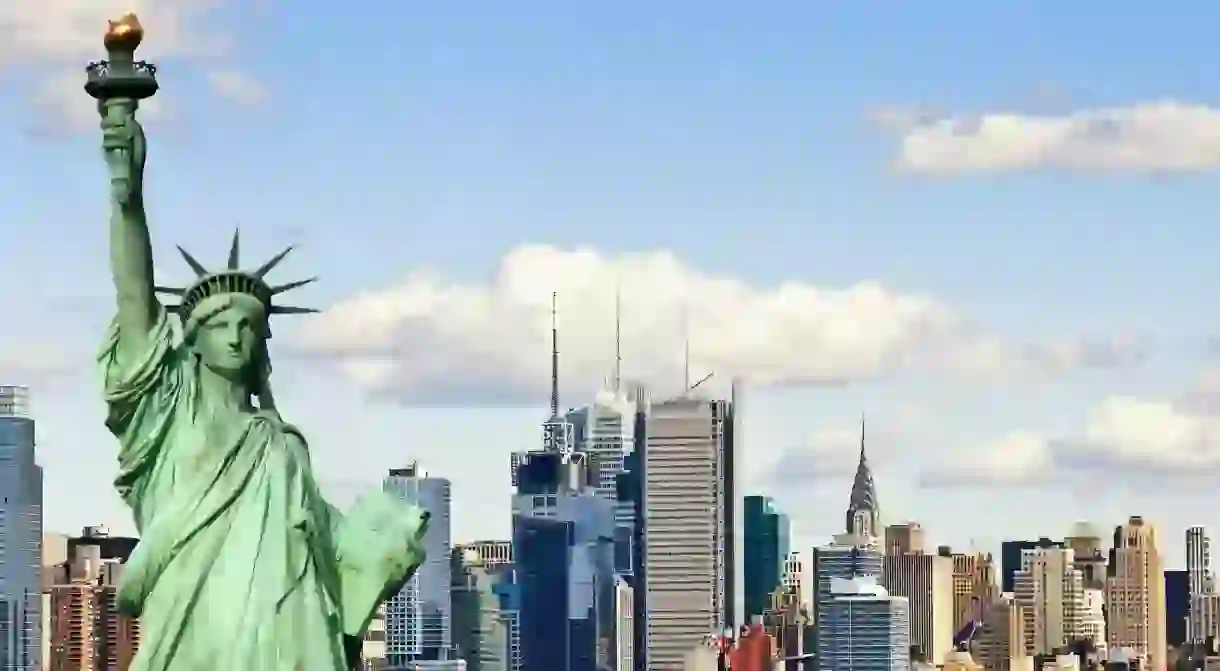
94 64 428 671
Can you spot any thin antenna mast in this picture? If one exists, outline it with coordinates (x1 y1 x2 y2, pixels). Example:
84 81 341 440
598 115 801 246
613 284 622 393
550 292 559 419
859 413 866 461
682 305 690 392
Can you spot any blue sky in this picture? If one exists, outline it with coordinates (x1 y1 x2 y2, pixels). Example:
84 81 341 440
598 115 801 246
4 0 1220 567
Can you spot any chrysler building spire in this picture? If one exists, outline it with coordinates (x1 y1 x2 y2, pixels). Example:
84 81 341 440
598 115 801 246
845 414 880 538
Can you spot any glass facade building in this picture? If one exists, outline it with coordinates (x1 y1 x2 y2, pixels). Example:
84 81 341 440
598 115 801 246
818 576 910 671
452 551 521 671
744 495 790 620
512 451 615 671
0 387 41 671
813 541 884 606
384 463 453 667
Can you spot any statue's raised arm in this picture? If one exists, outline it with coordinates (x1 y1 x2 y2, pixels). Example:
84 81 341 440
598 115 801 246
89 13 159 365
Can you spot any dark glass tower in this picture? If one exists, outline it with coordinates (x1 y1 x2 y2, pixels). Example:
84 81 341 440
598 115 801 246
744 495 790 620
1166 569 1189 647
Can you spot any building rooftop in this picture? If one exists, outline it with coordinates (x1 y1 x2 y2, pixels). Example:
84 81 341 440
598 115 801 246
0 386 29 418
829 575 889 598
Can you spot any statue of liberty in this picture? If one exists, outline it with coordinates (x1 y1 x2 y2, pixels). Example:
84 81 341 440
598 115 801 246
87 14 430 670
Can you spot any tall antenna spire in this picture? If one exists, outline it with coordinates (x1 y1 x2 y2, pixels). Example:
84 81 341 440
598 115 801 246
682 306 690 391
550 292 559 419
613 284 622 393
859 413 866 461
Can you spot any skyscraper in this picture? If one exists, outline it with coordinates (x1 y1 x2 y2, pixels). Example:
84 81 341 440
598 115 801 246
845 418 879 540
884 523 925 556
974 597 1029 671
383 463 454 668
817 576 910 671
47 526 140 670
881 552 954 664
944 549 998 634
512 451 615 671
451 549 515 671
1165 569 1189 647
568 392 635 507
813 539 885 611
613 577 634 671
1012 546 1083 656
999 538 1062 594
1187 525 1213 643
638 388 741 671
744 496 790 621
1065 523 1107 589
0 386 42 671
567 387 638 582
1107 516 1168 671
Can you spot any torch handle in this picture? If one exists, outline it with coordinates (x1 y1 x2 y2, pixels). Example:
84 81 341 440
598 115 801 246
101 97 137 205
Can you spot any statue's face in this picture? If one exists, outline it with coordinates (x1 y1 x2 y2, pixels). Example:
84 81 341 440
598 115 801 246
194 300 265 377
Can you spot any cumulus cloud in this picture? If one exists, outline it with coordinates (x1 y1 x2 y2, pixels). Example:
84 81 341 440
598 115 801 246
3 0 259 128
875 100 1220 174
767 423 870 488
922 391 1220 487
919 431 1052 488
290 245 1147 405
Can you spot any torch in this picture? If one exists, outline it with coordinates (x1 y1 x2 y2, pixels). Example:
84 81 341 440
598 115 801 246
84 13 158 200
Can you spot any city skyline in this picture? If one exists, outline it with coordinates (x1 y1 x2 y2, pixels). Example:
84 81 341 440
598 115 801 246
6 0 1220 570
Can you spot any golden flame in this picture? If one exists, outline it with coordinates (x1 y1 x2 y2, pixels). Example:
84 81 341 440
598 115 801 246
103 13 144 52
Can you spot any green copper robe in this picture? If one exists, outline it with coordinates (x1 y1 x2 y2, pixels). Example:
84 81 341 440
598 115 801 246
100 307 425 670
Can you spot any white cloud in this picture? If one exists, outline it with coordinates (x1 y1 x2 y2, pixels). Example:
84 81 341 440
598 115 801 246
1065 396 1220 471
292 245 1146 404
919 431 1052 488
766 423 868 487
876 101 1220 174
0 0 227 64
2 0 254 127
923 392 1220 487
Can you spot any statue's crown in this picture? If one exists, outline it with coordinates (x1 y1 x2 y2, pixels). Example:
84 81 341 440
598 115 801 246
156 230 317 334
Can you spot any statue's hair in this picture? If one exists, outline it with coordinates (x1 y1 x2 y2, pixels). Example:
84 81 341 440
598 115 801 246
161 230 317 418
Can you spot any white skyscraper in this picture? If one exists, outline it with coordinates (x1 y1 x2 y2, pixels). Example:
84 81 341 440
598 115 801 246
0 386 42 671
639 388 741 671
1014 546 1083 655
567 390 635 512
1188 525 1213 643
383 462 454 669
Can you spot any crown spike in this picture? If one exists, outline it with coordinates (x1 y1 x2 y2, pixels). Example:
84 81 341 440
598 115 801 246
177 246 208 276
227 229 241 270
271 277 318 295
255 246 294 279
154 286 184 295
270 305 319 315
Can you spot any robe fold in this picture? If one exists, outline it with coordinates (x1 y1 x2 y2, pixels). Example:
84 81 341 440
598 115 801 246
100 307 427 671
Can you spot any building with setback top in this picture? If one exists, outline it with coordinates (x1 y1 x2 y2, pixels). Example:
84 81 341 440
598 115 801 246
0 387 42 671
383 463 454 667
